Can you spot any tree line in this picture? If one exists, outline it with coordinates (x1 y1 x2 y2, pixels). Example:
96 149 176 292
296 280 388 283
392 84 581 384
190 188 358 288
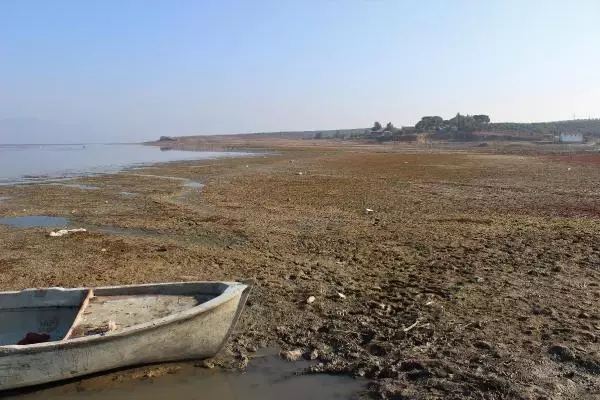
313 115 600 141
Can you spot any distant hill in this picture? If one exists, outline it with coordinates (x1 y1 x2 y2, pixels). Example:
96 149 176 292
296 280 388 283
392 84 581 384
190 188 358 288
488 119 600 137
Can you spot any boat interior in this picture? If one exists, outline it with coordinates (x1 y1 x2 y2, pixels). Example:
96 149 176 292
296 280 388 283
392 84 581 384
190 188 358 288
0 283 226 346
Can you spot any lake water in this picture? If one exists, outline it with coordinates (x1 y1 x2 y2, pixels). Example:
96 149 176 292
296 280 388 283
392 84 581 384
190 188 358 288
0 144 247 185
9 349 364 400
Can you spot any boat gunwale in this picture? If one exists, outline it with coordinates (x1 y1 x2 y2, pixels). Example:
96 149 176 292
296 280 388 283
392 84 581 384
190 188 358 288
0 281 247 354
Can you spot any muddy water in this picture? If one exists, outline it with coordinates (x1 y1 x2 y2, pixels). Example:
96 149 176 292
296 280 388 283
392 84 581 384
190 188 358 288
12 350 364 400
0 215 69 228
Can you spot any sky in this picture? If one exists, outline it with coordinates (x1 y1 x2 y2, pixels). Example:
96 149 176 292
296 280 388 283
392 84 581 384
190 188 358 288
1 0 599 143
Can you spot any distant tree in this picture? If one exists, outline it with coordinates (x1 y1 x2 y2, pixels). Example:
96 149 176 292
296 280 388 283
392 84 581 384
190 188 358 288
415 116 444 132
385 122 396 132
314 132 323 139
372 121 382 131
333 130 345 139
473 115 491 124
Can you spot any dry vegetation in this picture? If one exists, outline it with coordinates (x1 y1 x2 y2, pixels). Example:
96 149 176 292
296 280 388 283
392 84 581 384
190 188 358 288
1 141 599 399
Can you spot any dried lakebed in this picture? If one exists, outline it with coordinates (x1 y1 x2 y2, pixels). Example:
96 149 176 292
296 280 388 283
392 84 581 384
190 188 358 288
0 147 599 399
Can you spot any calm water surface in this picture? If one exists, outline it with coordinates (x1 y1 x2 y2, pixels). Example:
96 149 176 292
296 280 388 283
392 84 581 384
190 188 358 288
0 144 246 184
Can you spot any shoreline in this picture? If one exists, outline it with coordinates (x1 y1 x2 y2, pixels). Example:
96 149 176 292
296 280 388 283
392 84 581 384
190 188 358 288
1 140 599 398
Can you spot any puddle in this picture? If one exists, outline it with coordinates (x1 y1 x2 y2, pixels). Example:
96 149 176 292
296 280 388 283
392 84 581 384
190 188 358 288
10 349 364 400
126 173 204 190
0 196 10 202
0 214 240 247
183 181 204 189
49 183 99 190
0 215 69 228
119 191 138 196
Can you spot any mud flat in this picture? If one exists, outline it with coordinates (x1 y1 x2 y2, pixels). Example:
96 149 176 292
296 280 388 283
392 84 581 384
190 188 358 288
1 140 599 399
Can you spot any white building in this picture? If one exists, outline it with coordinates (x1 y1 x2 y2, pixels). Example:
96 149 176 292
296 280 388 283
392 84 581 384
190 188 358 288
559 133 584 143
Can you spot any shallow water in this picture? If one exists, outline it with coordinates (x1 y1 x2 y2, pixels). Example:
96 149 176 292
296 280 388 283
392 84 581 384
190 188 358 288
183 181 205 189
12 350 364 400
0 215 69 228
48 183 99 190
0 144 248 185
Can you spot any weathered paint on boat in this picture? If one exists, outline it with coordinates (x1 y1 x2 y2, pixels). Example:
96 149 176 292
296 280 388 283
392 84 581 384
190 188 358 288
0 281 251 391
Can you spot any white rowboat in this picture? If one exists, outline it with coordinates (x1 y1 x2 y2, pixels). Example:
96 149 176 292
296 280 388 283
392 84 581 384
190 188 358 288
0 281 251 391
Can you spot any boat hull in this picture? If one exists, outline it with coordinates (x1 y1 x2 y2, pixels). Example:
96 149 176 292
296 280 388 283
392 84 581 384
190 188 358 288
0 281 250 391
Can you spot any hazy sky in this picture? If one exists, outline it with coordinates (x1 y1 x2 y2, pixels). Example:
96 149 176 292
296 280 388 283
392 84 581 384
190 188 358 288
1 0 599 143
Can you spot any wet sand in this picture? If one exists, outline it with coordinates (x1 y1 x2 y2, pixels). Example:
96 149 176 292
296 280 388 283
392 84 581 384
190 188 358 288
1 139 599 399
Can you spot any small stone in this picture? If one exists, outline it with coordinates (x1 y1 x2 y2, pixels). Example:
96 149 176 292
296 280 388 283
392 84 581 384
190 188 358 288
107 320 118 332
474 340 493 350
406 368 432 381
309 363 325 373
337 292 346 299
549 344 574 362
475 276 485 283
305 349 319 360
101 248 107 252
399 360 426 371
306 296 316 304
196 360 215 369
237 353 249 368
378 366 399 379
280 349 303 361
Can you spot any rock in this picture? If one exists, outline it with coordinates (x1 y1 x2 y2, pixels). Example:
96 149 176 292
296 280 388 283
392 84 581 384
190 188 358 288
237 353 249 368
549 344 575 362
337 292 347 300
474 340 493 350
280 349 303 361
399 360 426 371
196 359 215 369
305 349 319 360
101 248 107 252
406 368 432 381
367 300 385 309
309 363 325 373
475 276 485 283
378 366 399 379
246 345 258 353
368 342 390 356
306 296 316 304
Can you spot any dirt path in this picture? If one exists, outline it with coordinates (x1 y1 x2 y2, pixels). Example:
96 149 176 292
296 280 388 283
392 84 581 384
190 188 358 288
1 144 599 399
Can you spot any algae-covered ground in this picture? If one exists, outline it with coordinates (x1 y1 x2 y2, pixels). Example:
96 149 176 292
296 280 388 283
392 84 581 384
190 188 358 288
1 141 599 399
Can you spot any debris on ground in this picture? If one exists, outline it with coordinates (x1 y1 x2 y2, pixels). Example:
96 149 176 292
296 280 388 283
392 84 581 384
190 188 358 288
49 228 87 237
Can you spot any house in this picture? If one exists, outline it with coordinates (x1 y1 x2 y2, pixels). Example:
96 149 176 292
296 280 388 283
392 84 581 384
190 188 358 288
559 133 583 143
